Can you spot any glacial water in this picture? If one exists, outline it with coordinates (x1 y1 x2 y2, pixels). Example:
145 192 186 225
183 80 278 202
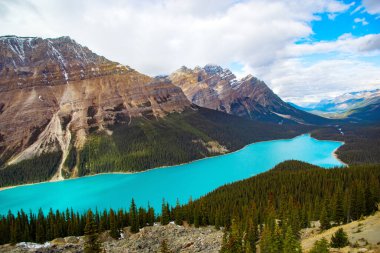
0 134 344 215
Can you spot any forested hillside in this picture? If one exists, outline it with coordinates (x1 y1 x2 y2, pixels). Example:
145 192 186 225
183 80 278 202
312 123 380 164
0 107 310 187
76 107 310 176
0 152 62 188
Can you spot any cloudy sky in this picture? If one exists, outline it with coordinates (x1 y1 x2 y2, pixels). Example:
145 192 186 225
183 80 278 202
1 0 380 105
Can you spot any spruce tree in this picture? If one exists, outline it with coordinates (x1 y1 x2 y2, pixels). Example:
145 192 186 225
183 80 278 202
309 238 329 253
161 199 170 225
193 207 200 228
147 204 155 226
330 228 349 248
109 209 120 239
334 193 345 225
273 223 283 252
84 210 101 253
219 219 243 253
129 199 139 233
35 209 46 243
282 226 302 253
319 205 330 231
244 217 257 253
260 225 272 253
364 187 377 215
174 199 183 225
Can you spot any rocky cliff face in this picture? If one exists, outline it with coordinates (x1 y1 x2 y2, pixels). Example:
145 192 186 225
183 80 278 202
0 36 190 174
170 64 326 124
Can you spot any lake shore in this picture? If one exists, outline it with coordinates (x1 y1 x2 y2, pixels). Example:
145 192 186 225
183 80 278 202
332 146 348 167
0 133 345 192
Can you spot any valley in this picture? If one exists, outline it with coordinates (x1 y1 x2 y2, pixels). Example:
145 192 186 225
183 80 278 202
0 35 379 253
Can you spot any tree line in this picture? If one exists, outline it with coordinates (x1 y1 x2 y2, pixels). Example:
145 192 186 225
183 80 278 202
0 151 62 187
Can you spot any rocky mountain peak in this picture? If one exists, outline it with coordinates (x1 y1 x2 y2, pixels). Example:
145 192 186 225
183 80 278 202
0 35 121 91
203 64 224 75
169 64 327 124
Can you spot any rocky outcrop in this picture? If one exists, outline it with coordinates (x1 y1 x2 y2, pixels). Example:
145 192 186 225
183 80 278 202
170 64 328 124
0 224 223 253
0 36 190 169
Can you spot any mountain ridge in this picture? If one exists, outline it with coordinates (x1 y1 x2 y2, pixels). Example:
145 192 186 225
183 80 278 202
291 88 380 121
169 64 329 125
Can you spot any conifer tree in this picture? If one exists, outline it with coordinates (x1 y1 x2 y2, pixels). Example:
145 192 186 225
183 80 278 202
220 219 243 253
283 225 302 253
109 209 120 239
273 223 283 252
129 199 139 233
319 205 330 231
174 199 183 225
84 210 101 253
35 209 46 243
334 193 345 225
330 228 349 248
161 199 170 225
244 217 257 253
193 207 200 228
260 225 274 253
309 238 329 253
364 187 377 215
147 204 155 226
98 211 107 233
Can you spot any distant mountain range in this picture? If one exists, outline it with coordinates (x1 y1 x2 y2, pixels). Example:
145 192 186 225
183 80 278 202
290 89 380 122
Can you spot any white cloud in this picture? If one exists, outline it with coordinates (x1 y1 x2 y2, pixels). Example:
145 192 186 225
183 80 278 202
0 0 349 74
362 0 380 16
282 33 380 57
1 0 379 104
351 5 364 15
257 58 380 105
354 17 369 25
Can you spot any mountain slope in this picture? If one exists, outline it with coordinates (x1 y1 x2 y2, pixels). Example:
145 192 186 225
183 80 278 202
296 89 380 121
170 65 328 125
0 36 311 187
0 106 310 187
347 99 380 122
0 35 190 177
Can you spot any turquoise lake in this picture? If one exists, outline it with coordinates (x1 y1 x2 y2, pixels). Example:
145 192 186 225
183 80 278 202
0 134 344 215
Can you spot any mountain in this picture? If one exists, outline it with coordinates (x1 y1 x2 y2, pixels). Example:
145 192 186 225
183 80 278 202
299 89 380 113
294 89 380 121
0 36 310 187
347 99 380 122
0 35 190 178
170 64 328 125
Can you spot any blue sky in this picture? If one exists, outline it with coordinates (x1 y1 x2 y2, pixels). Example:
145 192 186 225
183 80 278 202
311 1 380 42
0 0 379 104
